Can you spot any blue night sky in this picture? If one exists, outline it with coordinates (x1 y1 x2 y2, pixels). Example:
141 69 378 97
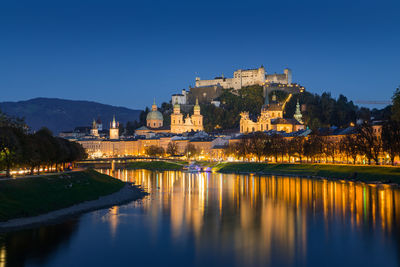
0 0 399 110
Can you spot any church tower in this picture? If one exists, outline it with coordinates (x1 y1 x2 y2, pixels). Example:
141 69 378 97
109 115 119 140
171 101 183 133
191 98 203 131
294 99 303 123
90 119 99 137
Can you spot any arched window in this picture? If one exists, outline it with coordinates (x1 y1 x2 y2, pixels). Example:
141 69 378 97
252 127 255 132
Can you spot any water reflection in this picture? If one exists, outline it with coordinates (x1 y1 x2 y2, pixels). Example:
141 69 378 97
99 169 400 266
0 170 399 266
0 221 78 267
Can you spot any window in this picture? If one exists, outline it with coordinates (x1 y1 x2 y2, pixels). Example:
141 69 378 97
261 124 263 131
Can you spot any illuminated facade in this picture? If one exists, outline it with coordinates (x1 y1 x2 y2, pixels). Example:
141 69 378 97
171 98 203 134
146 99 163 128
240 94 304 134
195 66 292 90
109 116 119 140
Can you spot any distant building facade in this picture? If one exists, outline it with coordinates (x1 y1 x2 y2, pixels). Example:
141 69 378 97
171 89 188 105
195 66 292 90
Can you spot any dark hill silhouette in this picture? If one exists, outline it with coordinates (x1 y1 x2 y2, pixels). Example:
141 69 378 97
0 98 142 134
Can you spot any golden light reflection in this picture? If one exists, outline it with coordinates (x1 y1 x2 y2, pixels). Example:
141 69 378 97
98 169 400 265
0 245 5 267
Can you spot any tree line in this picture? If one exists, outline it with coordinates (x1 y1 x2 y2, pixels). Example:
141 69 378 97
225 121 400 165
0 112 87 177
144 142 199 159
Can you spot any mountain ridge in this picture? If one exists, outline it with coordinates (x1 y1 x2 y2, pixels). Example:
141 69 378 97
0 97 142 134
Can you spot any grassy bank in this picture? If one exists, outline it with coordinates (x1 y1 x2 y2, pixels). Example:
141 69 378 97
0 170 124 222
126 161 183 171
213 162 400 184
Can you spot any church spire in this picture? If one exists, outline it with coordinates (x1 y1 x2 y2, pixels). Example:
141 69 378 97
152 98 157 111
272 91 277 102
194 97 200 115
111 115 117 128
294 99 303 123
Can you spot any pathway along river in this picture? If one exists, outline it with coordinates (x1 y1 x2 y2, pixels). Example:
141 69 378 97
1 169 400 266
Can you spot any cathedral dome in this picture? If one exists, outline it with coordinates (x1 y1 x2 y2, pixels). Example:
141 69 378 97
146 110 163 121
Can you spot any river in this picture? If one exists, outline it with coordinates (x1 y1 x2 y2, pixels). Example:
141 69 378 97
1 169 400 266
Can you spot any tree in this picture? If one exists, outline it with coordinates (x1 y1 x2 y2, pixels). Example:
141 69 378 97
321 137 337 163
21 134 42 174
166 142 178 156
381 120 400 165
270 134 284 162
340 135 360 164
289 136 305 163
145 145 164 157
391 86 400 122
185 143 199 160
0 126 24 177
357 123 382 165
248 132 266 161
125 121 141 135
303 134 323 163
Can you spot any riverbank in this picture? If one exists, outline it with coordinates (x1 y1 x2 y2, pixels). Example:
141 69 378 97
0 170 147 231
213 162 400 184
126 161 183 171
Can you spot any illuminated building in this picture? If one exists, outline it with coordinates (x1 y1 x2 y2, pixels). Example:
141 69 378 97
109 115 119 140
240 93 305 133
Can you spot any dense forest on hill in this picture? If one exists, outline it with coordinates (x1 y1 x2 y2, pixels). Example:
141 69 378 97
132 85 393 133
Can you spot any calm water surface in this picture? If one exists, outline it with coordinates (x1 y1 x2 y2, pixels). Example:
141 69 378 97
1 169 400 266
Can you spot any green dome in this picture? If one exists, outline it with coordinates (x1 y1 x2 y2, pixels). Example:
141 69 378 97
146 110 163 121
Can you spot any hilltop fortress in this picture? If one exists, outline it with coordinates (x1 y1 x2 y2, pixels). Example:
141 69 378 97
195 66 292 90
174 65 304 105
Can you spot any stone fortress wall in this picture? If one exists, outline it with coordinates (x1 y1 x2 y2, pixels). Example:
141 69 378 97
195 66 292 90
